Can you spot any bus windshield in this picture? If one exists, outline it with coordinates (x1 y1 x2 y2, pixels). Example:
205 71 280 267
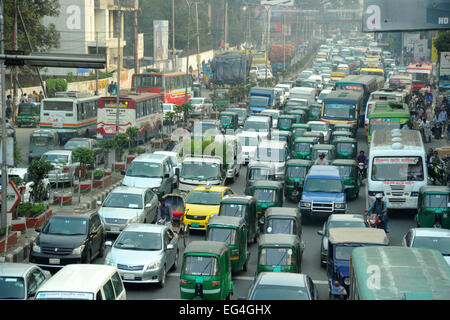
371 157 424 181
323 104 356 119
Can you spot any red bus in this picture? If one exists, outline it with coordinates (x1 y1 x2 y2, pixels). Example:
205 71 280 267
97 92 163 141
132 72 193 106
406 62 432 91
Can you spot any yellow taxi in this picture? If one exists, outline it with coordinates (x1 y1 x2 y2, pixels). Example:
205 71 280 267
183 184 235 230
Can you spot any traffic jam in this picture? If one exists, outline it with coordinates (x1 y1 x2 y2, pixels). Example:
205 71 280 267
1 28 450 303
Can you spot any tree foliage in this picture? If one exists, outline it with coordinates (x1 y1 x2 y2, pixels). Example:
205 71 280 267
28 159 54 203
46 78 67 97
434 31 450 53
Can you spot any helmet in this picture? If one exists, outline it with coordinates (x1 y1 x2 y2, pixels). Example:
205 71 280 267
375 193 383 199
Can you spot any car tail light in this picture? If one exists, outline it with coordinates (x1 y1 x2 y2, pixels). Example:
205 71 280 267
62 167 70 173
212 281 219 287
180 279 187 285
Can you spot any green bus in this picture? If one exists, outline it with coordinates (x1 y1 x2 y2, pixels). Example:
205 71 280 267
349 246 450 300
367 101 410 142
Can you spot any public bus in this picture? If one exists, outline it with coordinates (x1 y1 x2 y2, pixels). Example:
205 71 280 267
360 68 385 80
406 62 432 91
321 90 364 127
40 92 99 144
132 72 193 105
368 129 427 210
349 246 450 300
97 92 163 141
367 101 410 141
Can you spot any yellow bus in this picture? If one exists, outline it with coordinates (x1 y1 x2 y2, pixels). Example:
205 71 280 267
330 72 346 81
360 68 385 87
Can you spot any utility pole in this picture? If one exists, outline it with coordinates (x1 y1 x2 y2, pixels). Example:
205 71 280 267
185 0 192 103
283 14 285 73
224 2 228 50
116 0 122 136
172 0 176 70
195 2 200 80
265 6 271 82
95 32 99 95
13 0 18 120
134 10 139 74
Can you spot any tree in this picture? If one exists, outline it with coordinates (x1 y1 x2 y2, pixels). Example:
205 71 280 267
126 126 139 148
434 31 450 53
28 159 54 203
73 147 95 181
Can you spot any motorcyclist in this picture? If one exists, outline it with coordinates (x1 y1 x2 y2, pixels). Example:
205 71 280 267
356 151 368 178
367 193 388 233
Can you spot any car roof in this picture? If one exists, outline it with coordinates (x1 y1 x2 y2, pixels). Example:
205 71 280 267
328 214 365 222
312 144 335 150
411 228 450 238
43 150 72 155
259 140 287 148
133 153 168 162
110 186 147 195
123 223 165 233
252 180 283 188
66 138 92 142
256 272 307 287
184 240 229 255
419 185 450 194
221 195 255 204
0 263 36 277
329 228 389 245
286 159 313 166
308 165 340 177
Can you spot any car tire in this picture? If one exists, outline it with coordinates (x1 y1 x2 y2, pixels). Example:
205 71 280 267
158 265 166 288
171 250 179 271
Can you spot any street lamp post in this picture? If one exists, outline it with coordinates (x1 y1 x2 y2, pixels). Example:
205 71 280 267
116 0 122 136
185 0 193 104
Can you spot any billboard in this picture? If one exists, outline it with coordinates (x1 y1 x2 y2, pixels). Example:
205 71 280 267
403 33 420 50
153 20 169 62
363 0 450 32
413 39 429 62
440 52 450 82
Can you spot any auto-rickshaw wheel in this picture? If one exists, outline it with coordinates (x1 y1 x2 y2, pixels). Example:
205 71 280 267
183 224 190 248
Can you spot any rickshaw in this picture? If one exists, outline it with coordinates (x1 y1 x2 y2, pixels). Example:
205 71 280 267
312 144 336 162
327 228 389 299
162 193 190 247
330 131 352 145
249 181 284 230
193 81 202 97
291 137 318 160
302 131 324 144
333 123 356 137
309 104 322 121
284 159 312 200
415 186 450 229
219 111 239 133
333 137 357 160
292 123 310 140
286 109 307 124
256 234 303 276
264 207 302 240
277 115 297 131
219 195 259 243
16 102 40 128
244 164 275 195
180 241 234 300
331 159 360 199
206 216 249 272
271 129 293 155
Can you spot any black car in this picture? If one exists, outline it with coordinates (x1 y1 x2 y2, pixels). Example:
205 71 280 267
29 211 106 269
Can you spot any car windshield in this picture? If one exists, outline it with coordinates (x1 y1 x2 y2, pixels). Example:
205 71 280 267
335 245 356 260
372 157 424 181
114 231 161 251
103 193 143 209
239 136 258 147
323 104 356 120
181 162 220 180
249 168 271 181
31 136 52 146
259 247 293 266
412 236 450 255
249 97 269 107
65 140 90 150
326 221 365 237
219 204 246 218
288 100 307 106
309 123 327 132
244 121 269 132
254 189 277 202
190 98 204 104
267 219 294 235
186 190 222 205
295 142 312 153
250 284 309 300
304 178 342 193
0 277 25 299
183 256 219 276
207 228 238 245
287 166 308 179
278 118 293 129
424 194 448 208
126 162 163 178
319 92 330 100
41 154 68 165
336 142 355 154
336 166 354 178
42 217 87 235
256 147 285 162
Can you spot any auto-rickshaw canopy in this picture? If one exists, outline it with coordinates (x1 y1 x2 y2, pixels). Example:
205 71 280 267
328 228 389 245
258 233 300 247
208 215 245 229
265 207 301 220
184 240 230 256
252 180 284 190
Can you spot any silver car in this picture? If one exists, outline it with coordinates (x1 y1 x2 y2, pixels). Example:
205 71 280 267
104 223 179 287
98 186 158 235
0 263 51 300
402 228 450 266
41 150 79 185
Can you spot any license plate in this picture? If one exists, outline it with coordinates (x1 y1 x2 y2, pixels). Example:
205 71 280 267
123 274 135 280
49 258 60 265
191 222 200 228
111 227 120 232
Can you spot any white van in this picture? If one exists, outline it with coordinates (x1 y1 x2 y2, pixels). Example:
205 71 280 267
35 264 126 300
289 87 316 106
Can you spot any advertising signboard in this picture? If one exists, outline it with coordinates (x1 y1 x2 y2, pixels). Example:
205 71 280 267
153 20 169 62
440 52 450 82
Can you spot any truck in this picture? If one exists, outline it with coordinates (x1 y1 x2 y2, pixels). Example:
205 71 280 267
248 87 276 114
211 51 252 86
269 44 294 73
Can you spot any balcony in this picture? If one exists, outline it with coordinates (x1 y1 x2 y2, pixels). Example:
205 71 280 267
95 0 138 10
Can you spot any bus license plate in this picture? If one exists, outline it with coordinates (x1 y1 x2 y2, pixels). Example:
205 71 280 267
49 258 60 265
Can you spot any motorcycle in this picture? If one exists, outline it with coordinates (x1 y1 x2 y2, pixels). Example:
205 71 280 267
358 163 367 183
432 122 442 139
364 209 385 229
431 163 447 186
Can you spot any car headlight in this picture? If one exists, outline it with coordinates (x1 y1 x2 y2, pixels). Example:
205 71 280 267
146 261 161 271
300 201 311 208
343 277 350 286
32 242 41 253
334 203 345 209
209 213 219 219
104 257 116 266
72 244 85 255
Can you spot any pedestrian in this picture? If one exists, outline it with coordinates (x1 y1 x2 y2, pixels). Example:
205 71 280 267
39 91 44 102
33 90 39 102
5 119 13 129
6 95 12 119
108 81 113 95
438 108 448 136
20 93 27 103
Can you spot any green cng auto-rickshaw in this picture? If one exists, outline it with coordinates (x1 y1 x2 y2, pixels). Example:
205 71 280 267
292 124 310 140
215 89 230 109
219 195 258 243
256 234 303 276
330 131 352 145
286 109 307 124
302 131 324 144
291 137 318 160
277 115 297 131
333 123 356 138
264 207 303 240
312 144 336 162
284 159 312 200
16 102 40 127
291 105 310 121
245 164 275 195
309 104 322 121
206 216 249 272
219 111 239 133
249 180 284 229
415 186 450 229
180 241 234 300
331 159 360 199
333 137 358 160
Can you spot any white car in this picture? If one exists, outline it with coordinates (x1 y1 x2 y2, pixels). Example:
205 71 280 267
189 97 208 116
402 228 450 266
307 121 331 144
317 89 332 104
153 151 181 189
257 69 273 80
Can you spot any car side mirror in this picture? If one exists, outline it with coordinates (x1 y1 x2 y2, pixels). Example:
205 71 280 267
317 230 323 236
105 241 113 247
145 203 152 208
165 173 170 178
96 200 102 206
167 244 174 250
35 228 41 233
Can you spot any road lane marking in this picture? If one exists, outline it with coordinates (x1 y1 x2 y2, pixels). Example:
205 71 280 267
167 273 328 285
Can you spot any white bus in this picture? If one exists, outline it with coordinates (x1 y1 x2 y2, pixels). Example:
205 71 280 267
40 92 99 144
368 129 427 210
